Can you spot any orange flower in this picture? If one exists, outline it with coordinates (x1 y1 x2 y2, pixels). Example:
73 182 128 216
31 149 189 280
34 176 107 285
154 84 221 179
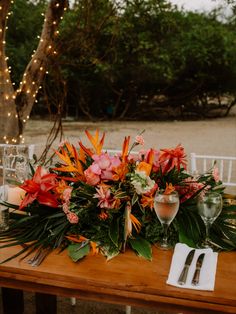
66 235 99 255
164 183 175 195
112 162 129 181
136 161 152 176
159 144 187 173
141 194 155 209
130 213 142 233
140 183 158 209
66 235 87 243
99 210 109 220
54 142 85 181
111 198 121 209
55 180 69 200
90 241 99 255
79 130 105 156
121 136 130 161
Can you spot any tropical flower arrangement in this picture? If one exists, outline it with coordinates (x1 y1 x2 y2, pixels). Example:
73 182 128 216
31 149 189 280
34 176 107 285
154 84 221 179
0 130 236 264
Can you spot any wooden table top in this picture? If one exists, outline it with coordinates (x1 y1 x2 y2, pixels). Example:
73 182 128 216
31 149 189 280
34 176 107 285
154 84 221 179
0 245 235 314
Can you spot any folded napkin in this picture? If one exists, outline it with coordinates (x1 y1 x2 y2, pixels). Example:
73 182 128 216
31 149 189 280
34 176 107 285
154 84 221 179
167 243 218 291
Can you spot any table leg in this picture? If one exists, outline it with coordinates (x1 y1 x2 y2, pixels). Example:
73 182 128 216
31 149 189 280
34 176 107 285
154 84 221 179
1 288 24 314
35 292 57 314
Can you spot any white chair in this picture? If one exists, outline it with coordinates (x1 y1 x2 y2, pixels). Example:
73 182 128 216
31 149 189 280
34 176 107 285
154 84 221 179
190 153 236 187
0 144 35 169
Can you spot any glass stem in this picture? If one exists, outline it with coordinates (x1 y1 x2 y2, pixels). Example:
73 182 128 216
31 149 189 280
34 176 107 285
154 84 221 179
162 223 169 245
204 222 211 243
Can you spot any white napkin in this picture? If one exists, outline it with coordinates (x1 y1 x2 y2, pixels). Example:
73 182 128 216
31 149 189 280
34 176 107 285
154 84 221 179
167 243 218 291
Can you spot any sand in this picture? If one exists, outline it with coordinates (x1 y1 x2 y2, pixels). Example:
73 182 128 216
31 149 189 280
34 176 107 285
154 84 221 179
25 116 236 158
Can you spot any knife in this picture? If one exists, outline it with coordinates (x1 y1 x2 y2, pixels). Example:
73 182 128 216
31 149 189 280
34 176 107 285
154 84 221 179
177 249 195 285
191 253 205 286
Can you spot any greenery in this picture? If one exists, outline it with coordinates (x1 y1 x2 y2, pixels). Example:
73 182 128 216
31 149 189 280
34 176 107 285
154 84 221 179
6 0 236 120
0 131 235 264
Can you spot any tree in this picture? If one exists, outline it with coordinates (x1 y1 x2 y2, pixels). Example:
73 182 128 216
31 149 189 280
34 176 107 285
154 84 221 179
0 0 69 144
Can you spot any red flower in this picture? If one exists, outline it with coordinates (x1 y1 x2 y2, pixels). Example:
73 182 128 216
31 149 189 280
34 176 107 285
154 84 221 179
19 166 59 209
159 144 187 173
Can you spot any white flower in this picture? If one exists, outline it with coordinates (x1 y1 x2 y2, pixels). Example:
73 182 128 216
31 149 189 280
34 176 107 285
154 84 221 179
131 170 155 195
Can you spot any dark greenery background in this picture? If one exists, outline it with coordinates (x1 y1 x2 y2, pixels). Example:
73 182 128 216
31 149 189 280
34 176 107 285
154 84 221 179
6 0 236 120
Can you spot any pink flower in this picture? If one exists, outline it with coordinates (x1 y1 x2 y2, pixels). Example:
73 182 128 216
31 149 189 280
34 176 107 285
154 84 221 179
67 211 79 224
84 166 101 186
62 187 73 203
93 153 111 169
135 135 144 145
85 153 121 184
62 202 70 214
176 178 204 203
212 166 220 182
94 185 117 209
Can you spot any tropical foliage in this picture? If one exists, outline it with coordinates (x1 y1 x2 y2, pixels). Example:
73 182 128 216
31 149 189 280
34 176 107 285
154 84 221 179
0 131 236 264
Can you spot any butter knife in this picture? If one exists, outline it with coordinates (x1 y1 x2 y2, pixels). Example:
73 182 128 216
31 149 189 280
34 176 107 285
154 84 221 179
191 253 205 286
177 249 195 285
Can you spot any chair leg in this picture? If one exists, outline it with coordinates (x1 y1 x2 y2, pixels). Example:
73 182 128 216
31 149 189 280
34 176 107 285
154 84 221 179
125 305 131 314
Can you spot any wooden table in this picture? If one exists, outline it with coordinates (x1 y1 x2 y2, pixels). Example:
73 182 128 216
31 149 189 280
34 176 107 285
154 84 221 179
0 245 235 314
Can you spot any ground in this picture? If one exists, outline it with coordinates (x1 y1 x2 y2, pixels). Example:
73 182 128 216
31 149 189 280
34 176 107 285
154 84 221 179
25 116 236 158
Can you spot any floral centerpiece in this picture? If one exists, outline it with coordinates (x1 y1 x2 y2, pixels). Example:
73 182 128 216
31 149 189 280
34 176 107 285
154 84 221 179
0 130 236 264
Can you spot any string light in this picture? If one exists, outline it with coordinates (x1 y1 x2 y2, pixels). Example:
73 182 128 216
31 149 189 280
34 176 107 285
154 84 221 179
1 0 67 144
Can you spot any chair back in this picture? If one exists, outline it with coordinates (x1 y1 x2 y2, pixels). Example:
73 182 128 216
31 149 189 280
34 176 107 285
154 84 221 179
190 153 236 187
0 144 35 185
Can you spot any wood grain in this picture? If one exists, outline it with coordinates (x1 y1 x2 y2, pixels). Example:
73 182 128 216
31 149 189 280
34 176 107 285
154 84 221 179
0 245 235 314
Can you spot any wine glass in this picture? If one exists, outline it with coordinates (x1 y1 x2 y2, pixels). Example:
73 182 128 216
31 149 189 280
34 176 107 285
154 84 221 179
154 190 180 250
197 191 223 248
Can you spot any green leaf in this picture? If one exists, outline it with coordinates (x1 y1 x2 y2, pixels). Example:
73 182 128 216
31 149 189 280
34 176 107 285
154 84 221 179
100 245 120 261
178 230 196 248
223 205 236 211
68 242 90 262
131 193 139 206
109 217 119 247
129 237 152 261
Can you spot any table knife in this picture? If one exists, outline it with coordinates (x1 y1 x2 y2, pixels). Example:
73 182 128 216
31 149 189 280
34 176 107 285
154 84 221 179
177 249 195 285
191 253 205 286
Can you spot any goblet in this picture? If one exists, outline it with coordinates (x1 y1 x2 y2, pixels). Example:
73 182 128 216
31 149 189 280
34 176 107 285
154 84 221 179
197 191 223 248
154 190 179 250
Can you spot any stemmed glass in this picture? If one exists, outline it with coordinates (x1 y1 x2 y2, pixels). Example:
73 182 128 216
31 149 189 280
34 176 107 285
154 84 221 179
154 190 180 250
197 191 223 248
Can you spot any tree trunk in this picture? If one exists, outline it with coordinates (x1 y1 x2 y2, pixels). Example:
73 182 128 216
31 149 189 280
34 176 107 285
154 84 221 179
0 0 69 144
